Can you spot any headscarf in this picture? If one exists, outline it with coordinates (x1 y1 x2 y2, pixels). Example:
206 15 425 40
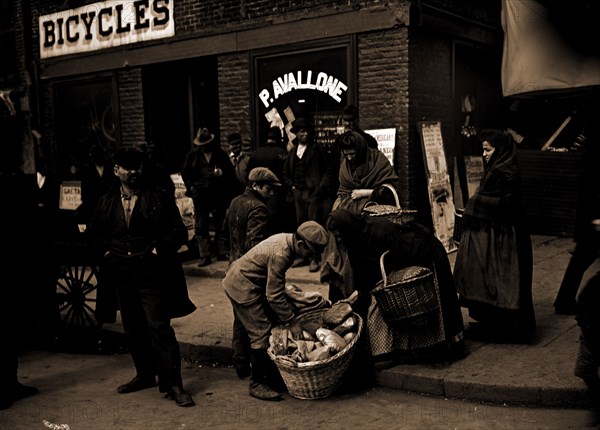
463 129 521 229
337 131 399 194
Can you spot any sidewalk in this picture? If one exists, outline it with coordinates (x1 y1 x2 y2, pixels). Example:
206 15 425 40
103 236 598 408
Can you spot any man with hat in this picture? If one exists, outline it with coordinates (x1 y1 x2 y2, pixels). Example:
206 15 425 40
182 127 239 266
222 167 282 379
247 127 292 235
222 220 329 400
86 146 196 407
284 118 333 272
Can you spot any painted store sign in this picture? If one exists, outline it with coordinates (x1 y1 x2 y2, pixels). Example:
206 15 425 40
258 70 348 109
39 0 174 59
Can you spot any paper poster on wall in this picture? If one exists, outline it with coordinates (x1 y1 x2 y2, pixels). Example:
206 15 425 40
170 174 195 243
417 121 457 253
365 128 395 166
59 181 82 211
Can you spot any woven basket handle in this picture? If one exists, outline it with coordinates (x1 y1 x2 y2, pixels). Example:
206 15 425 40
379 250 391 289
381 184 401 209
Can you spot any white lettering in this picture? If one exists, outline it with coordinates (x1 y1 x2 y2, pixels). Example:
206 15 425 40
259 70 348 108
259 89 270 108
39 0 175 59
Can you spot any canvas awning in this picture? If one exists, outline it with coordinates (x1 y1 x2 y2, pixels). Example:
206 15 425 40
501 0 600 97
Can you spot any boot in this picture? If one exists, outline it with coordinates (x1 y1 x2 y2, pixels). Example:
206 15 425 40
249 349 282 401
196 237 211 267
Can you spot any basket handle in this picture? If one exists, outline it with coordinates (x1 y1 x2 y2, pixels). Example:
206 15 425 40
379 250 391 288
381 184 401 209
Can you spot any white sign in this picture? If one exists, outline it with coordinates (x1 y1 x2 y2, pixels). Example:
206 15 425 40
39 0 175 59
59 181 82 211
418 121 457 253
365 128 396 166
258 70 348 108
170 173 195 242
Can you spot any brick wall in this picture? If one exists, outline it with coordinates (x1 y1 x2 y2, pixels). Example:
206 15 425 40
218 53 253 149
408 27 455 224
357 27 412 206
116 68 145 147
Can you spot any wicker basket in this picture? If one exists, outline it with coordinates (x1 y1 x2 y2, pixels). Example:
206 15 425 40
371 251 439 325
362 184 417 225
267 309 363 400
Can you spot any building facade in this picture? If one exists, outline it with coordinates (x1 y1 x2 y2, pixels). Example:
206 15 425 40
3 0 503 226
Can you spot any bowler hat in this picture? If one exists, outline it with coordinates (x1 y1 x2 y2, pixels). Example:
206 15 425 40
248 167 282 186
291 118 311 134
297 221 328 253
193 127 215 146
113 146 145 170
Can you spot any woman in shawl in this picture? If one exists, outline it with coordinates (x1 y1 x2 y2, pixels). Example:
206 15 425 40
453 129 535 343
334 131 401 214
321 209 467 367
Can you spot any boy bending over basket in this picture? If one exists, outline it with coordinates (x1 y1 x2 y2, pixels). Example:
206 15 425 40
222 221 329 401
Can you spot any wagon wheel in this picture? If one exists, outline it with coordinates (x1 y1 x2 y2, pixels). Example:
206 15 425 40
56 264 99 327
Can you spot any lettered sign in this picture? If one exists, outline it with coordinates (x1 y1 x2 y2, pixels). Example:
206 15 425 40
418 121 457 253
39 0 175 59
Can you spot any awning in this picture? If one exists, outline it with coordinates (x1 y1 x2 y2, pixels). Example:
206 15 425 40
501 0 600 97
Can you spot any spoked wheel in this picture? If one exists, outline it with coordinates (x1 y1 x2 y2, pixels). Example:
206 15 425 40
56 264 99 327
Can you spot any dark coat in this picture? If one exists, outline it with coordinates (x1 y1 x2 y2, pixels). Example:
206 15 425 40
181 145 240 205
224 188 270 262
284 142 333 200
86 186 196 322
247 145 288 183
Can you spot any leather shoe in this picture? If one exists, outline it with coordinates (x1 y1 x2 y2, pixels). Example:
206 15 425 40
197 256 211 267
117 376 156 394
249 382 282 401
165 386 195 407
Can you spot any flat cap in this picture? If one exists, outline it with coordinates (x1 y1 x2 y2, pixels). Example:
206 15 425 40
297 221 328 252
248 167 281 186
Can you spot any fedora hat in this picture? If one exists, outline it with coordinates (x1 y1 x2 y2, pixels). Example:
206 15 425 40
291 118 311 134
193 127 215 146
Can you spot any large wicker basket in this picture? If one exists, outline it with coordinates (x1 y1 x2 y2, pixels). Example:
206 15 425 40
371 251 439 325
267 309 363 400
362 184 417 225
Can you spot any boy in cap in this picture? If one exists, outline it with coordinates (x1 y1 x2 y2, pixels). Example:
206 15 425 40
222 220 328 400
87 146 196 407
222 167 282 379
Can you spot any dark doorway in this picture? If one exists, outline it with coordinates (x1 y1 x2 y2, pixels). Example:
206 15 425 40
142 57 219 174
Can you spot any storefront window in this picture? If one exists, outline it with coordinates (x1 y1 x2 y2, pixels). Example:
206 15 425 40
253 39 355 148
54 76 118 180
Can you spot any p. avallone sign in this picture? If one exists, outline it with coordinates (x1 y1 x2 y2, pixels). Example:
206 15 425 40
39 0 175 59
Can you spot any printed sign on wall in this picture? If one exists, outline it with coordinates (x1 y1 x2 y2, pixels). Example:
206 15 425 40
59 181 82 211
365 128 396 166
417 121 457 253
39 0 175 59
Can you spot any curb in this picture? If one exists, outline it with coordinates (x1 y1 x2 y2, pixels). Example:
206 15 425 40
376 367 593 409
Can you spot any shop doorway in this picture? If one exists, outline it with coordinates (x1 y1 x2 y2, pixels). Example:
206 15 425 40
142 56 219 174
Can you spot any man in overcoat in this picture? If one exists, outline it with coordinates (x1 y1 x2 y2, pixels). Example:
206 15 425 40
87 146 196 407
284 118 333 271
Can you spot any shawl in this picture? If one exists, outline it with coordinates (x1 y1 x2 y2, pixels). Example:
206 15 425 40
338 132 399 194
463 131 521 231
